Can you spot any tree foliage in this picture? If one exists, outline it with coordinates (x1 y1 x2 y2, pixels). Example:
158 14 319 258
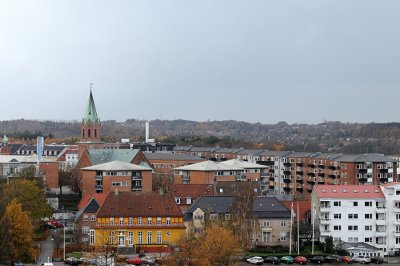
166 225 241 266
0 199 34 264
0 179 52 228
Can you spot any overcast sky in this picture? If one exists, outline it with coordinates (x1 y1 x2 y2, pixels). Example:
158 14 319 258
1 1 399 124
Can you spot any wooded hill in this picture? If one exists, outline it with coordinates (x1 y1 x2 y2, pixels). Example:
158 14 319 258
1 119 400 154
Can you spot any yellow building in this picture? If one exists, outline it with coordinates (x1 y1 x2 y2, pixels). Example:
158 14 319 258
94 191 185 251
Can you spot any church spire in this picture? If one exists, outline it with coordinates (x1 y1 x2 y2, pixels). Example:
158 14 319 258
83 88 99 124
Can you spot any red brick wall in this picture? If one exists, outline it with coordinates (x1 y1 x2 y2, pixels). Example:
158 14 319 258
40 162 59 189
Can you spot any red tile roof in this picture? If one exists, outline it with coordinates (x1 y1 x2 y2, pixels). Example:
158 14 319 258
78 193 109 210
97 191 183 217
381 182 400 187
282 200 311 222
169 184 214 201
314 185 384 199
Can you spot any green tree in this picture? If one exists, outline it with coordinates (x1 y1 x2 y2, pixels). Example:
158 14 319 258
0 179 52 228
0 199 34 264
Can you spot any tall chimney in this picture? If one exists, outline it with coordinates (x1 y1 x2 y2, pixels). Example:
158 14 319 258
145 121 149 143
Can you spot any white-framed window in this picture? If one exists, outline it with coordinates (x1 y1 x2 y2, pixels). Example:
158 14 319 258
348 237 358 243
119 217 124 225
333 201 341 206
147 231 152 244
91 215 96 222
128 217 133 225
166 217 171 225
334 225 341 231
280 220 287 227
174 197 181 204
186 197 192 205
148 217 152 225
138 217 142 225
365 237 372 243
263 221 270 227
348 225 358 231
334 213 341 219
83 215 89 221
210 213 218 220
365 214 372 219
109 217 114 226
157 217 161 225
89 230 95 245
348 214 358 219
138 231 143 244
365 201 372 207
128 232 133 247
110 231 114 244
365 225 372 231
82 226 90 234
156 231 162 244
279 232 286 241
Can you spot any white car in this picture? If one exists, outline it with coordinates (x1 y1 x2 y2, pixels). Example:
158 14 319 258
247 256 264 265
353 255 371 264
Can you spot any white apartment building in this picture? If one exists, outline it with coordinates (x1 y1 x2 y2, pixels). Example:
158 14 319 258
311 184 400 255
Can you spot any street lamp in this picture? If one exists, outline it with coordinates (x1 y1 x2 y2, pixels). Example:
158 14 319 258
63 221 66 261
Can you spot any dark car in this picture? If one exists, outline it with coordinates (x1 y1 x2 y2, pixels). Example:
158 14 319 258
65 257 79 265
264 256 281 264
370 257 384 264
324 255 342 263
308 256 324 264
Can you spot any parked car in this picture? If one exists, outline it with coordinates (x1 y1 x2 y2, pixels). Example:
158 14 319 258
65 257 79 265
342 256 353 264
126 257 142 265
308 256 324 264
352 256 371 264
247 256 264 265
264 256 281 264
280 256 294 264
294 256 307 265
370 257 384 264
324 255 342 263
141 255 156 265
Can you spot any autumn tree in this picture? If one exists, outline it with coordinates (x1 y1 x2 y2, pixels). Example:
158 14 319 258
0 179 52 228
229 183 257 251
91 230 116 266
0 199 34 264
165 230 199 266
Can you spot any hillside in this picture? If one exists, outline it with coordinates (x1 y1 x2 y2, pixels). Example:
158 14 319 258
1 119 400 154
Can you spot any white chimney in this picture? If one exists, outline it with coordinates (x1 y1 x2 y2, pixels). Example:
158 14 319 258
145 121 149 143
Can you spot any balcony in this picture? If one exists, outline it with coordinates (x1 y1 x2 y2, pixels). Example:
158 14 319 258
182 175 190 181
307 172 316 177
131 175 142 181
264 161 275 166
283 187 291 192
131 185 142 191
393 231 400 236
328 165 336 170
380 168 389 174
283 178 291 183
296 187 303 192
328 174 336 179
318 180 325 185
95 175 103 181
318 164 325 169
320 204 331 209
357 169 368 174
307 180 316 185
376 207 386 213
236 175 245 181
296 171 303 175
320 230 331 236
95 185 103 190
376 220 386 226
284 162 291 167
307 163 315 168
269 169 275 174
358 178 368 183
296 178 303 183
296 162 303 167
283 170 291 176
380 178 388 183
307 189 313 193
318 173 325 177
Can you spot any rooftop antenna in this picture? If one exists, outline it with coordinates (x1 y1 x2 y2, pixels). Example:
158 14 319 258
89 82 94 91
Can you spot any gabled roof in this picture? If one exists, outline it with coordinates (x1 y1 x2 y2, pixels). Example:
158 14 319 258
235 149 263 155
169 184 214 200
87 149 140 165
314 185 385 199
215 181 262 196
219 159 268 169
252 197 291 218
335 154 396 163
97 191 183 217
185 196 234 217
144 153 205 161
81 160 152 171
174 160 243 171
78 193 108 210
258 150 292 157
83 90 100 123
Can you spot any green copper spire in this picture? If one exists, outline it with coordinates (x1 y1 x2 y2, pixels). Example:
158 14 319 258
83 90 100 123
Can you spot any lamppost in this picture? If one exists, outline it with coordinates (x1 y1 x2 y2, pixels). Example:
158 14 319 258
63 220 66 261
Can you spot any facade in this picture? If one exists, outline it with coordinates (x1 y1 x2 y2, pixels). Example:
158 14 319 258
312 184 400 255
168 184 214 212
75 194 108 243
94 191 185 251
81 161 153 196
184 196 291 247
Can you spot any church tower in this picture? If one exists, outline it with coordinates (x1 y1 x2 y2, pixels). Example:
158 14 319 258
78 90 103 158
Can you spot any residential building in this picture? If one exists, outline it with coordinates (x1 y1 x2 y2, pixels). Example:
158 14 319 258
94 191 185 252
80 161 153 196
168 184 214 212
